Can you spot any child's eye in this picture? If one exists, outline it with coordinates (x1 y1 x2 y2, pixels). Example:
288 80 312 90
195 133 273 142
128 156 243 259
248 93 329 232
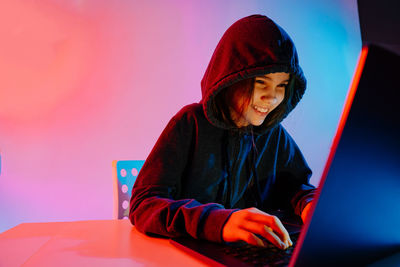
278 83 288 89
255 79 265 85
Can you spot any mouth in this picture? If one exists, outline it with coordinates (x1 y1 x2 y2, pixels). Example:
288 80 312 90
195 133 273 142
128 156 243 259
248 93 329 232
252 105 269 115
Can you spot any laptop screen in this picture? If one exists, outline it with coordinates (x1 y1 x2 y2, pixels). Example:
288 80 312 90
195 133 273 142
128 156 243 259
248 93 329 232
292 44 400 266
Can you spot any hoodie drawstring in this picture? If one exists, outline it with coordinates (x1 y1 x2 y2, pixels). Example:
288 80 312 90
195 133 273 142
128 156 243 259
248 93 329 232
249 127 263 207
221 130 232 208
221 127 263 209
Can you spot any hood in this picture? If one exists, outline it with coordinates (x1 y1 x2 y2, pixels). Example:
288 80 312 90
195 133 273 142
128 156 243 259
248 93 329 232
201 14 306 133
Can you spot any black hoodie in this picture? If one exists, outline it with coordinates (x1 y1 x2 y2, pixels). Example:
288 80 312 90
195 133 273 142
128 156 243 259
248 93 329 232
129 15 315 243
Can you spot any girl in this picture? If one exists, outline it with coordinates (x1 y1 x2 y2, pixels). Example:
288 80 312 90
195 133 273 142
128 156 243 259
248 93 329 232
129 14 315 250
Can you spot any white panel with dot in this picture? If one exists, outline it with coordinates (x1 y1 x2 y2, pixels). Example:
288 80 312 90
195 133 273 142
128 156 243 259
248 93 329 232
122 200 129 210
121 184 128 193
131 168 138 177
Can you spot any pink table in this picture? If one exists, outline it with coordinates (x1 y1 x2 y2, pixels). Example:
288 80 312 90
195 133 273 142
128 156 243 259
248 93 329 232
0 219 208 266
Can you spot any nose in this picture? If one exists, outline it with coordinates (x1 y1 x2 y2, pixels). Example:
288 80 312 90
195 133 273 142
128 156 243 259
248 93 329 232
261 93 278 105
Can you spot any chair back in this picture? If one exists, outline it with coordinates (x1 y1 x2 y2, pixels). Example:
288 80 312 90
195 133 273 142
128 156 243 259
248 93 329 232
112 160 145 219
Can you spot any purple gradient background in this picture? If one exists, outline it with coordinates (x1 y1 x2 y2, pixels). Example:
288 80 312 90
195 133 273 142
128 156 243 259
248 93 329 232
0 0 361 232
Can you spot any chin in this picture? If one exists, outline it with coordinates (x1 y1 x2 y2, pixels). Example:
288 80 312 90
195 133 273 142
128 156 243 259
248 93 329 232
251 121 264 126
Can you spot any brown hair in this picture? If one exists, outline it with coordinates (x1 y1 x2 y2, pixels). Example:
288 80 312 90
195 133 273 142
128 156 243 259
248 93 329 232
211 75 295 129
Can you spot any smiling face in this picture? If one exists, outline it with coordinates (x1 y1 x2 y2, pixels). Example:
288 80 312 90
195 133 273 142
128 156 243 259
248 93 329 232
230 72 289 127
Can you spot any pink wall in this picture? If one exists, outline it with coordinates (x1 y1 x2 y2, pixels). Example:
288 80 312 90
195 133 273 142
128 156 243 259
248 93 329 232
0 0 361 232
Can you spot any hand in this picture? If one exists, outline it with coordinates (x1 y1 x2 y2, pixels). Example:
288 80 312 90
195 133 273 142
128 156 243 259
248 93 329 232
222 207 292 250
301 202 312 223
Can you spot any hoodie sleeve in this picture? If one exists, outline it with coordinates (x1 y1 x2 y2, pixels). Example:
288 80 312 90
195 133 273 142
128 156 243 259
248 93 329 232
273 125 316 217
129 106 236 243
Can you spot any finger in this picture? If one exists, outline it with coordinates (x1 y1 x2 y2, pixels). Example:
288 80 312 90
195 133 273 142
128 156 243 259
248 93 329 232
240 221 286 249
288 237 293 247
264 226 289 250
244 211 292 246
267 216 292 246
237 229 265 247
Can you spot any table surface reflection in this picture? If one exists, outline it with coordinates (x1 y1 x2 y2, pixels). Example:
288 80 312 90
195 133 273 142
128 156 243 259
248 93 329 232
0 219 208 267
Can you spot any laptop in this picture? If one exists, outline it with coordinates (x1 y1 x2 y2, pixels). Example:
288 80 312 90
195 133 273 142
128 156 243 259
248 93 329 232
170 44 400 266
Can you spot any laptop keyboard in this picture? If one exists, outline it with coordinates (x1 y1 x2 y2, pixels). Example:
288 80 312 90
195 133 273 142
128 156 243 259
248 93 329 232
221 233 299 266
